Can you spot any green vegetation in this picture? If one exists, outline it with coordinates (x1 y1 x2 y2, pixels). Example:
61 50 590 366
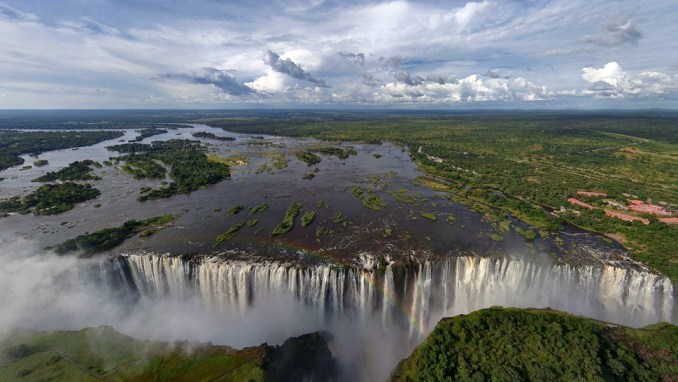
33 159 48 167
388 188 419 204
249 203 269 215
447 214 457 224
247 219 259 227
363 194 387 211
228 205 244 216
515 226 537 240
131 127 167 142
351 186 364 199
301 211 316 227
0 130 123 171
384 228 393 238
268 152 289 169
271 202 303 236
307 145 357 159
0 326 336 382
108 140 230 201
489 233 504 242
389 307 678 382
192 131 235 141
121 155 166 179
53 214 174 256
294 150 321 166
0 182 100 216
302 171 316 180
499 219 512 232
205 114 678 281
32 160 101 182
420 212 437 221
214 222 245 246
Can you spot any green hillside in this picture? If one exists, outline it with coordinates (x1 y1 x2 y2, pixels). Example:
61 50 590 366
0 326 336 382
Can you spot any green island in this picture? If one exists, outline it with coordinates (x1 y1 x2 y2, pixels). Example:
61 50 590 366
192 131 236 141
0 182 100 216
390 307 678 382
0 130 123 171
0 326 336 382
108 140 230 201
32 160 102 182
53 214 174 256
131 126 168 142
294 150 321 166
307 145 357 159
214 222 245 246
301 211 316 227
271 202 303 236
32 159 48 167
205 114 678 282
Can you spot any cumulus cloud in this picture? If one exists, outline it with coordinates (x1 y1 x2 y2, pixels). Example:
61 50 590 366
376 72 550 103
581 62 677 98
338 51 365 65
263 49 328 87
584 19 642 47
160 68 254 96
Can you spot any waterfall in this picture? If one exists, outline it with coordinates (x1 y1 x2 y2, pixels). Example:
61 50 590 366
94 252 675 336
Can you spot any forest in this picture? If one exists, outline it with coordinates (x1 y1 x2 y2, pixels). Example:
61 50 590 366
390 307 677 381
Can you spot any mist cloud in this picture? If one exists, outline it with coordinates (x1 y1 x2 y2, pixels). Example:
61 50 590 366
263 49 328 87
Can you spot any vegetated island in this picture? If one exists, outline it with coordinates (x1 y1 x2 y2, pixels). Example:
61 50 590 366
390 307 678 382
0 326 337 382
130 126 168 142
192 131 236 141
0 182 100 216
108 139 230 201
53 214 175 256
0 130 123 171
32 160 102 182
204 114 678 282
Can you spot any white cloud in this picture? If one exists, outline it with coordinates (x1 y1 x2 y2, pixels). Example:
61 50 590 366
581 62 677 98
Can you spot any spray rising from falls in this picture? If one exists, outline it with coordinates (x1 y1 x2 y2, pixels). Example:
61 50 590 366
91 253 675 335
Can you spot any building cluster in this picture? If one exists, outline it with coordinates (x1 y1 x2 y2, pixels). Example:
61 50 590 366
628 200 672 216
566 190 676 225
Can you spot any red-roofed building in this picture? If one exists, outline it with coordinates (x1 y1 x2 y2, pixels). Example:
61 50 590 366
629 200 644 205
605 210 650 225
568 198 595 210
629 203 671 216
659 217 678 224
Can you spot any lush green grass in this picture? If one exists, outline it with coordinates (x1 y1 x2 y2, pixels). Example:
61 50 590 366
294 150 321 166
390 307 678 382
205 114 678 282
53 214 174 256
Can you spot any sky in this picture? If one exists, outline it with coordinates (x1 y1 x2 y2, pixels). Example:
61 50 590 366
0 0 676 109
